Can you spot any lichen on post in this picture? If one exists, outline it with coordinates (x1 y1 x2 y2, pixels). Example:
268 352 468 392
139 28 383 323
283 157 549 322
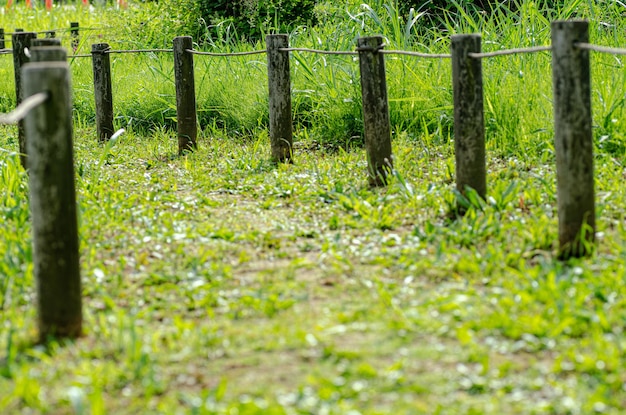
451 34 486 207
357 35 393 187
266 34 293 163
23 61 83 342
551 20 595 258
173 36 198 154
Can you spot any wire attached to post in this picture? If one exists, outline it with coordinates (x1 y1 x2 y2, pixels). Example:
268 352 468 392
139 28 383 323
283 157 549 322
0 92 48 125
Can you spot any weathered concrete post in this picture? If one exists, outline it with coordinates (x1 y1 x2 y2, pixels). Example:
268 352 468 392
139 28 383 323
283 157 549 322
551 20 595 258
23 61 82 342
173 36 198 154
357 36 393 186
266 34 293 163
12 31 36 168
451 34 486 206
91 43 115 143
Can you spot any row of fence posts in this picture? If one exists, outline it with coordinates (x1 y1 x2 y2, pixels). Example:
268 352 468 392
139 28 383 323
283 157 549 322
265 21 593 259
5 20 594 342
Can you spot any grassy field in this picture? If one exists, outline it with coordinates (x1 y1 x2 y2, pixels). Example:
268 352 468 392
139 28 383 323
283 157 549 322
2 1 626 414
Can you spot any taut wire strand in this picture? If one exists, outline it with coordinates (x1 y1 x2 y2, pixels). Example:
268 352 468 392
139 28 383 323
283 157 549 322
468 45 552 58
576 42 626 55
186 48 267 56
106 48 173 54
279 47 357 55
381 50 452 58
0 92 48 125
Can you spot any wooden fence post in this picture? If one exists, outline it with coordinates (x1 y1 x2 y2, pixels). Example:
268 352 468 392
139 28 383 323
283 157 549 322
70 22 79 52
91 43 114 143
451 34 486 206
22 61 82 342
31 46 67 62
12 31 36 168
173 36 198 154
551 20 595 258
357 36 393 186
32 38 62 48
44 31 56 39
266 34 293 163
0 28 4 50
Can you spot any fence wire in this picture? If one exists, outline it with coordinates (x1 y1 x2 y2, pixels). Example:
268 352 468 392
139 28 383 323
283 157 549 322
469 45 552 59
280 47 357 56
187 48 267 57
381 50 452 58
4 33 626 77
6 30 56 35
576 42 626 56
0 92 48 125
106 48 173 54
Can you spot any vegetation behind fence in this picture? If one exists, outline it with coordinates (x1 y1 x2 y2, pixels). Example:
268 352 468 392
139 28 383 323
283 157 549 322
3 0 626 156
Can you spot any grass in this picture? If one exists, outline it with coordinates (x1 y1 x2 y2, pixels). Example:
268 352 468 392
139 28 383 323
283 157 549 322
2 0 626 413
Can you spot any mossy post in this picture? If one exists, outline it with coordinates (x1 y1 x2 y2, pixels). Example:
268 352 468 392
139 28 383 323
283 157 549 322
451 34 486 206
357 36 393 187
91 43 114 143
12 31 36 168
31 46 67 63
70 22 79 52
266 34 293 163
23 61 82 342
173 36 198 154
32 38 62 48
551 20 595 258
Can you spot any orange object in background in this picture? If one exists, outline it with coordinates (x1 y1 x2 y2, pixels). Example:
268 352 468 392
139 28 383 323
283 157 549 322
6 0 13 9
45 0 53 10
25 0 32 8
118 0 127 8
82 0 89 6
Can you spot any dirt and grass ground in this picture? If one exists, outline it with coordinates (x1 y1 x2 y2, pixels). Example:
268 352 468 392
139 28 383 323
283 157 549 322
2 124 626 414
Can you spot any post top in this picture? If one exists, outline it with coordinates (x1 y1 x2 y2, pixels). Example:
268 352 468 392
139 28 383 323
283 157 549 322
32 39 62 47
12 31 36 37
357 35 383 45
451 33 481 41
91 43 110 52
552 19 589 25
266 34 289 40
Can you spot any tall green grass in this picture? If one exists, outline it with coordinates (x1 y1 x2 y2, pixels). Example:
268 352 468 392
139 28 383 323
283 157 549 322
2 0 626 155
